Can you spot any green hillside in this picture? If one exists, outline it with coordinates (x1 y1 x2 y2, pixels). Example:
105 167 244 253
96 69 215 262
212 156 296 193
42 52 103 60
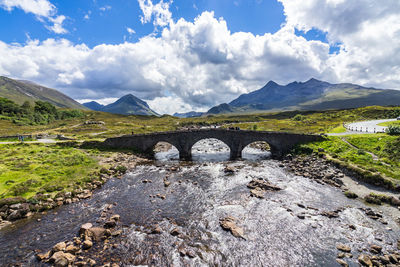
0 76 86 110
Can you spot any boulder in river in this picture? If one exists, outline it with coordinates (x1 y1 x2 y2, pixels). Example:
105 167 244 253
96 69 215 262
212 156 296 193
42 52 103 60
86 227 107 241
336 244 351 253
50 251 76 266
219 216 245 239
247 179 281 191
79 223 93 235
52 241 67 252
358 254 373 266
336 258 348 267
370 244 382 254
82 240 93 250
250 188 264 199
224 166 236 174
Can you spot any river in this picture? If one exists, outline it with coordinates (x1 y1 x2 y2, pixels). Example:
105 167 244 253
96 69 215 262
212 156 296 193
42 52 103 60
0 139 399 266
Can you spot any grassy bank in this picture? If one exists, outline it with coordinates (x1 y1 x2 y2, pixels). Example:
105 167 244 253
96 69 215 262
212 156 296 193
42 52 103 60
295 135 400 188
0 143 100 199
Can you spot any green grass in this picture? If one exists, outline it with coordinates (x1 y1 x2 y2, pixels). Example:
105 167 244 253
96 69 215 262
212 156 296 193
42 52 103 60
0 137 34 142
0 143 100 199
296 135 400 183
378 120 400 126
0 105 399 139
328 125 347 133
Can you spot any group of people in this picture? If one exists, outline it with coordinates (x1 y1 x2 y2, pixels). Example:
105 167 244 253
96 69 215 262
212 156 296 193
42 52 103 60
18 135 25 142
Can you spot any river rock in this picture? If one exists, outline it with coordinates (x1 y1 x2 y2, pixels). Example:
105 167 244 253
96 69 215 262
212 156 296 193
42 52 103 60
247 179 281 191
320 210 340 218
86 227 107 241
79 223 93 235
219 217 245 239
36 250 51 261
78 190 92 199
358 254 373 266
250 188 264 199
52 241 67 252
151 225 162 234
224 166 235 174
50 251 76 267
82 240 93 250
336 244 351 253
65 244 80 254
110 214 120 221
390 196 400 206
0 197 26 208
370 244 382 254
336 258 348 267
170 228 180 236
87 258 96 266
105 220 117 228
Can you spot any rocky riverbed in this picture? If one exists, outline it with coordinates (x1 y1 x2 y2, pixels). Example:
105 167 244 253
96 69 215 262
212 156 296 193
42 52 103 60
0 139 399 266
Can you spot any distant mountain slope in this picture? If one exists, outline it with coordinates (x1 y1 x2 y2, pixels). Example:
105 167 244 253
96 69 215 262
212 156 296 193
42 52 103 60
88 94 158 116
173 111 203 118
0 76 86 109
207 78 400 115
83 101 105 111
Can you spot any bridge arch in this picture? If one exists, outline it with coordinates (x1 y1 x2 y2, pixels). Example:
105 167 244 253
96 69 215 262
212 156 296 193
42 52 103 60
190 138 231 161
153 141 179 161
241 141 271 160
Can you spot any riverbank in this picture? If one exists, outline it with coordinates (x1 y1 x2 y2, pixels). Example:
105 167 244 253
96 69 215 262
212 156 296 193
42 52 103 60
0 146 149 230
282 154 400 208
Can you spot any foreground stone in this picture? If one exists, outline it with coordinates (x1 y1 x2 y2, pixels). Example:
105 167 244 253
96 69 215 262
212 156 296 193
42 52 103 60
50 251 76 267
336 244 351 253
219 217 245 239
247 179 282 191
358 254 373 266
37 213 123 266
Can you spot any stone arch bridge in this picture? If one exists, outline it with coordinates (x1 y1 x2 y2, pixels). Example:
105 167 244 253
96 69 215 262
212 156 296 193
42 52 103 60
103 129 324 160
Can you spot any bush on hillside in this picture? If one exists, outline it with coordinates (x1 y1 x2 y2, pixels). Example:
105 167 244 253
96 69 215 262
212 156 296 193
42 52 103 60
386 125 400 135
0 97 84 125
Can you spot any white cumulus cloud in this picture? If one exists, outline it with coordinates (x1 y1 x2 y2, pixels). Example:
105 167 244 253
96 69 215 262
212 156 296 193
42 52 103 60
0 1 400 114
0 0 67 34
138 0 172 27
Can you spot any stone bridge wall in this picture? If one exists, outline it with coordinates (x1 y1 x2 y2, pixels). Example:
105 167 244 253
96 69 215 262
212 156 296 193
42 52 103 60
103 129 324 160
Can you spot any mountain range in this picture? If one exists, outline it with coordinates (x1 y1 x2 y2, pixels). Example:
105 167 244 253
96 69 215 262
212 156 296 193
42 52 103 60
2 75 400 116
206 78 400 115
0 76 85 109
83 94 158 116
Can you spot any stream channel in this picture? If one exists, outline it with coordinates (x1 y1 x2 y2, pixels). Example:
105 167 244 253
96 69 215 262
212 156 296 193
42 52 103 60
0 139 399 266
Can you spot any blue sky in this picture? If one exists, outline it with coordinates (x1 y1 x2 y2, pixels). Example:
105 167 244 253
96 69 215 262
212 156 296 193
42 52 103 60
0 0 289 46
0 0 399 114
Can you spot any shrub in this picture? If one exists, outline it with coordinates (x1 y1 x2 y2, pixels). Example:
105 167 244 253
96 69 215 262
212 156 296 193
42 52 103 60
386 125 400 135
344 191 358 199
115 165 127 174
